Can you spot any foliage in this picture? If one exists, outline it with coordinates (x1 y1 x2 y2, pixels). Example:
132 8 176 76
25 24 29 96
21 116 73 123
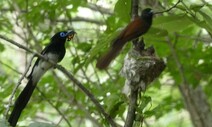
0 0 211 127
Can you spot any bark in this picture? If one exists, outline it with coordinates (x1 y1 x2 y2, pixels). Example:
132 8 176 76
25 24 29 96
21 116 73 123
121 45 166 127
167 36 212 127
179 85 212 127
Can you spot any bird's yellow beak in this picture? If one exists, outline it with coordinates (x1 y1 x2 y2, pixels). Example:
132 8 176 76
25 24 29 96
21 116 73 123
67 30 76 41
67 34 75 41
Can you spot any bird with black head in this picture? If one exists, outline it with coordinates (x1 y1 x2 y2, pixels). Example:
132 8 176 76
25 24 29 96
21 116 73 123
8 30 76 127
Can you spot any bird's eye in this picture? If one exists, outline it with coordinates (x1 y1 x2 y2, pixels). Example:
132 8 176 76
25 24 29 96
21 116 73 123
60 32 66 37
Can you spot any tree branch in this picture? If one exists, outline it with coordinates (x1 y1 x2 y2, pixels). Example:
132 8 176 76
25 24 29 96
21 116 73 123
56 65 117 127
124 89 138 127
86 3 113 15
4 54 34 118
0 34 117 127
36 87 72 127
56 17 105 25
52 71 102 127
0 60 22 75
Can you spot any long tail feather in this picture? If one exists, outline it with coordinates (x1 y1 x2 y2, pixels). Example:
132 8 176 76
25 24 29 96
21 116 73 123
96 39 126 69
8 78 36 127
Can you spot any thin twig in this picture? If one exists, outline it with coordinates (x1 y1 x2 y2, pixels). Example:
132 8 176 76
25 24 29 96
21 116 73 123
105 69 114 81
36 87 72 127
0 34 117 127
0 34 41 58
0 60 22 75
181 1 196 18
181 1 212 38
56 17 104 25
87 3 113 15
56 65 117 127
91 64 101 83
11 29 26 41
68 44 95 84
4 54 35 118
154 0 181 14
166 36 186 83
175 33 212 43
55 105 70 127
52 71 102 127
52 71 78 127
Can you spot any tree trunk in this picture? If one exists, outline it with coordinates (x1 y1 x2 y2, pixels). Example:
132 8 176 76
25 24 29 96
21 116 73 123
179 85 212 127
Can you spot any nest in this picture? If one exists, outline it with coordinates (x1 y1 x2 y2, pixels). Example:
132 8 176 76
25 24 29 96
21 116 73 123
121 46 166 92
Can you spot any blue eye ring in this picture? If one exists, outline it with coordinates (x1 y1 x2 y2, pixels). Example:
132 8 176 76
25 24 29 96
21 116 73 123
60 32 66 37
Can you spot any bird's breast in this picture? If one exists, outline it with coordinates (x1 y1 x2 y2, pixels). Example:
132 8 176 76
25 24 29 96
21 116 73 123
31 53 59 83
40 53 59 69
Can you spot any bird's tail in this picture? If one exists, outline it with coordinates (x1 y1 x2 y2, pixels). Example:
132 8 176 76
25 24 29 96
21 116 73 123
96 39 126 69
8 78 36 127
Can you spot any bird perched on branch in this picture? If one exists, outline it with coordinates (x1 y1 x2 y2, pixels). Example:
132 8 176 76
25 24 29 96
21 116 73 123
8 30 76 127
96 8 153 69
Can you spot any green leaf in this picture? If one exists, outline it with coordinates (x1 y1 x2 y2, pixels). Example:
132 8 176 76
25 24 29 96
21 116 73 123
0 43 4 52
154 15 194 32
71 0 86 11
190 4 204 12
114 0 131 23
145 27 168 39
198 10 212 31
144 110 155 117
187 15 212 34
176 5 187 11
76 42 92 52
138 96 152 112
106 16 123 32
86 30 121 64
105 94 124 118
148 105 163 119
